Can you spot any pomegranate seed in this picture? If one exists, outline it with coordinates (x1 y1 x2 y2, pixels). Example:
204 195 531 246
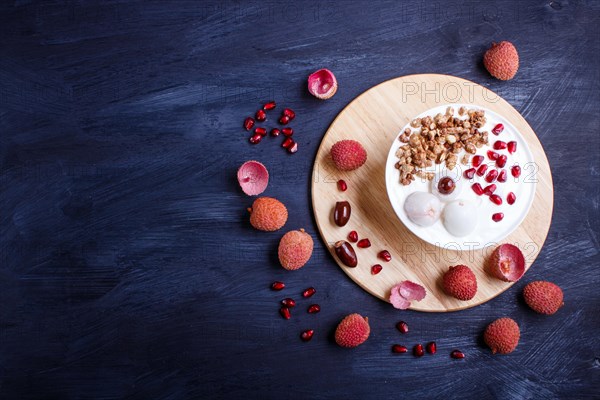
307 304 320 314
270 128 281 137
256 109 266 122
426 342 437 354
485 169 498 183
255 127 267 136
450 350 465 359
281 298 296 308
282 127 293 137
378 250 392 262
271 281 285 291
357 238 371 248
302 287 316 298
498 169 507 182
396 321 409 334
507 192 516 205
487 150 499 161
490 194 503 205
301 329 314 342
507 141 517 154
492 123 504 135
282 137 294 149
279 115 290 125
471 183 484 196
283 108 296 120
511 165 521 177
337 179 347 192
496 154 507 168
413 344 424 357
477 164 488 176
392 344 408 353
483 184 497 196
279 307 291 320
492 212 504 222
243 117 255 131
287 141 298 154
472 155 484 167
263 101 276 111
493 140 507 150
249 134 262 144
463 168 476 179
347 231 358 243
371 264 382 275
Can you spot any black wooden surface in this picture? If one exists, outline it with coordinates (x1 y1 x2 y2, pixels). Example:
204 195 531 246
1 1 599 399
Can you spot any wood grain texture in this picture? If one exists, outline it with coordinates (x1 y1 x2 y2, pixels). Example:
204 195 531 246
312 74 553 311
0 1 599 399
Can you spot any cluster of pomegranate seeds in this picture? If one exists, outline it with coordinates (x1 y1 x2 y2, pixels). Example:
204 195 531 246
357 238 371 248
272 283 321 341
371 264 383 275
244 102 298 153
337 179 348 192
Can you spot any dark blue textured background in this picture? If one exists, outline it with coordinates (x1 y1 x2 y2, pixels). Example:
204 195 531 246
1 1 599 399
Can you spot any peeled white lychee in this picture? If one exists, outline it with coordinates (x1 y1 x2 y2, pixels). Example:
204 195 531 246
443 199 478 237
404 192 442 227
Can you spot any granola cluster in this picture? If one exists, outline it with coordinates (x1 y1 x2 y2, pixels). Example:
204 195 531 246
395 106 489 185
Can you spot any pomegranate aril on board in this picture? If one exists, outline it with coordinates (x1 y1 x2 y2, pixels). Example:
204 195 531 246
492 123 504 135
493 140 507 150
255 109 266 121
496 154 508 168
490 194 503 205
302 287 316 298
507 141 517 154
301 329 314 342
451 350 465 359
347 230 358 243
279 307 291 320
287 141 298 154
498 169 508 182
483 184 497 196
338 179 348 192
477 164 488 176
270 128 280 137
282 127 293 137
472 183 484 196
413 344 425 357
472 155 484 167
487 150 499 161
279 115 290 125
244 117 255 131
392 345 408 354
282 137 294 149
307 304 321 314
281 298 296 308
463 168 476 179
378 250 392 262
271 281 285 291
283 108 295 120
396 321 409 334
511 165 521 178
249 134 262 144
492 212 504 222
371 264 383 275
357 238 371 248
485 169 498 183
507 192 516 205
255 127 267 136
263 101 276 111
426 342 437 354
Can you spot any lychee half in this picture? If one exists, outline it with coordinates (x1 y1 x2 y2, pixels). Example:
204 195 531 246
523 281 564 315
389 280 427 310
308 68 338 100
330 140 367 171
442 265 477 301
487 243 525 282
248 197 288 231
483 41 519 81
484 317 520 355
335 313 370 348
237 160 269 196
278 229 314 270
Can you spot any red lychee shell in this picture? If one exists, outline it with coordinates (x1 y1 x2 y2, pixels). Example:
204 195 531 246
487 243 525 282
523 281 564 315
483 41 519 81
278 229 314 271
237 160 269 196
389 280 426 310
308 68 338 100
335 313 370 348
484 317 520 354
442 265 477 301
330 140 367 171
248 197 288 231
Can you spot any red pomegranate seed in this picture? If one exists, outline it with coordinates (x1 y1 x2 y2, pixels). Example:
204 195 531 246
244 117 255 131
498 169 507 182
282 127 293 137
413 344 424 357
451 350 465 359
507 141 517 154
511 165 521 178
337 179 347 192
483 184 497 196
347 231 358 243
255 127 267 136
426 342 437 354
496 154 507 168
283 108 296 120
279 115 290 125
492 212 504 222
471 183 484 196
463 168 476 179
485 169 498 183
472 155 484 167
270 128 281 137
249 134 262 144
282 137 294 149
378 250 392 262
271 281 285 291
287 141 298 154
492 123 504 135
301 329 314 342
392 344 408 354
357 238 371 248
256 109 266 121
281 298 296 308
490 194 503 205
302 287 316 298
263 101 276 111
493 140 507 150
507 192 516 205
477 164 488 176
371 264 382 275
279 307 291 320
396 321 409 334
487 150 499 161
307 304 320 314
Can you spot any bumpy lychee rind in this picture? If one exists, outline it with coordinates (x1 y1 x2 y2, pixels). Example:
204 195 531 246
278 229 314 270
523 281 564 315
335 313 370 348
484 317 520 354
442 265 477 301
487 243 525 282
248 197 288 231
330 140 367 171
483 41 519 81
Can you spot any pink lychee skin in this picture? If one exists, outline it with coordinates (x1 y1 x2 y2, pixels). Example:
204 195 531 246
308 68 338 100
330 140 367 171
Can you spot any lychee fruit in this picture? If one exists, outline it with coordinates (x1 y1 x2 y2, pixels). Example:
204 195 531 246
308 68 338 100
248 197 288 231
237 160 269 196
483 41 519 81
334 313 370 348
442 265 477 301
484 317 520 354
523 281 564 315
487 243 525 282
278 229 314 270
330 140 367 171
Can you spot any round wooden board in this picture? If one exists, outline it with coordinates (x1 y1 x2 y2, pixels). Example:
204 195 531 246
311 74 553 312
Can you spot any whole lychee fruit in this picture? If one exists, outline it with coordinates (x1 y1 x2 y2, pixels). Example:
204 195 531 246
487 243 525 282
278 229 314 270
335 313 370 348
484 317 520 354
523 281 564 315
248 197 288 231
330 140 367 171
442 265 477 301
483 41 519 80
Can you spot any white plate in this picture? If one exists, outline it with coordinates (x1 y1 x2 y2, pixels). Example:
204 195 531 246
385 104 537 250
